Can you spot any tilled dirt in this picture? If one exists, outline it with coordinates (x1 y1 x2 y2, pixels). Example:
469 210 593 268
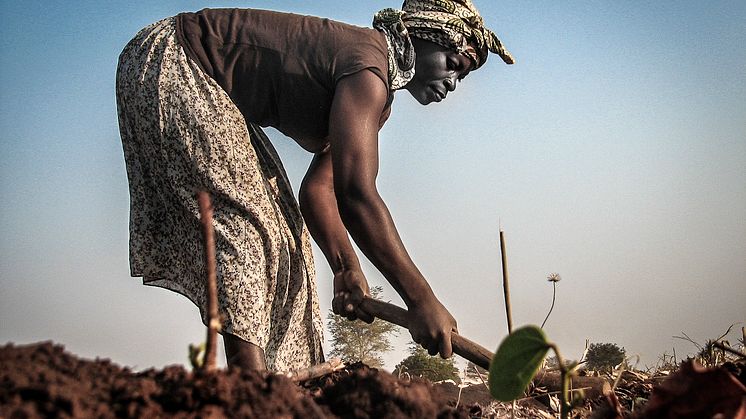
0 341 486 418
2 341 744 418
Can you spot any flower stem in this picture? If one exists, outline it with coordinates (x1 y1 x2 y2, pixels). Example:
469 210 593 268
540 281 556 329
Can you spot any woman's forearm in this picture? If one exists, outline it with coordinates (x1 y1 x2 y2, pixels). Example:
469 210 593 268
299 152 362 274
325 70 438 308
300 151 435 308
334 186 436 307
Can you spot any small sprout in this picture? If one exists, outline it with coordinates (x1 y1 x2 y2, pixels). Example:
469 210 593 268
571 389 586 407
488 325 550 401
188 342 206 370
547 273 561 282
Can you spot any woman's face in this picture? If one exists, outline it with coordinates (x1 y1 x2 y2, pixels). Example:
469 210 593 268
405 38 474 105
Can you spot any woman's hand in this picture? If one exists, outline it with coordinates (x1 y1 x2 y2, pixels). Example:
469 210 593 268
332 269 374 323
407 296 458 359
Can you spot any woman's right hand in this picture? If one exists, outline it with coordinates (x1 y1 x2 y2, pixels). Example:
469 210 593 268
332 269 374 323
407 295 458 359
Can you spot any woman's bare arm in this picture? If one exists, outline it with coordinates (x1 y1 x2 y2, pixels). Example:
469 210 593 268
324 69 457 358
300 149 373 323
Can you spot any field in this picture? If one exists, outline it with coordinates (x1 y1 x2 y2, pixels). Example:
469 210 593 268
2 340 744 418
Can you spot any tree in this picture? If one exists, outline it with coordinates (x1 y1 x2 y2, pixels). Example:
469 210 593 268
393 343 460 383
544 355 577 370
585 342 626 373
327 286 399 369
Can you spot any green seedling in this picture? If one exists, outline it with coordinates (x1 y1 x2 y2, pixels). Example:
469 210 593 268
494 232 577 417
489 325 579 419
488 325 549 401
188 342 206 370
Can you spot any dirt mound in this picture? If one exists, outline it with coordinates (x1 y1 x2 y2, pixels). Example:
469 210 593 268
0 341 475 418
303 362 470 418
0 341 329 418
4 341 744 418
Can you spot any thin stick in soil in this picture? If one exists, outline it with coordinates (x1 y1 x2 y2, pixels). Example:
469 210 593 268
499 229 513 334
282 358 346 382
713 341 746 359
198 191 219 372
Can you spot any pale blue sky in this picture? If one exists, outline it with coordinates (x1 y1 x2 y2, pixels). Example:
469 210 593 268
1 0 744 371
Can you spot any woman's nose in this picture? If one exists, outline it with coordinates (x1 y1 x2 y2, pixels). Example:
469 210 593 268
444 75 458 92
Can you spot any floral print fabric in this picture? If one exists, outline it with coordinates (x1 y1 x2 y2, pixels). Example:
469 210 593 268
116 17 324 371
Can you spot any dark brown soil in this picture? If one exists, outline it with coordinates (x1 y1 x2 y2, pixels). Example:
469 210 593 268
0 341 482 418
3 341 744 418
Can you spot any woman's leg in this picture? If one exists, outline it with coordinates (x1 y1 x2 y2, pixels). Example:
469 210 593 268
223 333 267 371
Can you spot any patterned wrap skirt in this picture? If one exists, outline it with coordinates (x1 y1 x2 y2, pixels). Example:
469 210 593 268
115 17 324 371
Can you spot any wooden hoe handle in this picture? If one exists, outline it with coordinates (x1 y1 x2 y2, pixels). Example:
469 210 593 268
359 297 612 398
359 297 494 370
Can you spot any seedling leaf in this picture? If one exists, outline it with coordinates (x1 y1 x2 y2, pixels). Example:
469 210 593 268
488 325 550 401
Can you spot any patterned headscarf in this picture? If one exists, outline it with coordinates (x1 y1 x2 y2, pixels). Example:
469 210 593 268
374 0 513 89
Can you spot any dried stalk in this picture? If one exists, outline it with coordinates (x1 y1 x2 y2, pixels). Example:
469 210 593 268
713 341 746 359
198 191 219 372
473 363 490 390
282 358 346 382
499 229 513 334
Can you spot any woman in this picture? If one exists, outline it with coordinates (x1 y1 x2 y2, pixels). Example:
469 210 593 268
116 0 513 372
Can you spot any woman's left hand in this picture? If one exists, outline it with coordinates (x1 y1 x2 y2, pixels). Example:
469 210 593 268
332 269 374 323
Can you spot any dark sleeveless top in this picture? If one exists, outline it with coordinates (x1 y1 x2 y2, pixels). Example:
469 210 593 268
175 8 392 144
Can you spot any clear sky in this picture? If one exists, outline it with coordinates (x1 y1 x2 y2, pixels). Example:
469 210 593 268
1 0 744 372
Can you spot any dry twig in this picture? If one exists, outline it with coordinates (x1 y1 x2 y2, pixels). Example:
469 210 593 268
198 191 219 372
282 358 346 382
499 229 513 334
713 341 746 359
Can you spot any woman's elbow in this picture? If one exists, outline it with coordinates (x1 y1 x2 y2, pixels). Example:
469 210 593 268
335 184 378 217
